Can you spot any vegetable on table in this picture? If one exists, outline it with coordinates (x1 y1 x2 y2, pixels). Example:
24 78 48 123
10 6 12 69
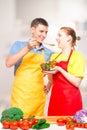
38 118 46 125
74 109 87 123
56 117 66 126
0 107 23 122
66 122 75 130
2 120 10 129
32 122 50 129
9 121 19 129
19 120 29 130
32 118 50 129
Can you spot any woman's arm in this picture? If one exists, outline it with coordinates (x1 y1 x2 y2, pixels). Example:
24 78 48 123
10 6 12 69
44 66 82 88
44 74 53 94
59 66 82 87
53 66 82 88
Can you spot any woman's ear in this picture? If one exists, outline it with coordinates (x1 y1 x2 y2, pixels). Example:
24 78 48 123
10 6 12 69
68 35 72 42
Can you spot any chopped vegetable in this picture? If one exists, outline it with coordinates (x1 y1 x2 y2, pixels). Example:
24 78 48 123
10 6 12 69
0 107 23 122
40 61 56 71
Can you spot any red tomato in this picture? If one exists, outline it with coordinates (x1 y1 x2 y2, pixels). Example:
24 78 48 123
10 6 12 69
56 117 66 126
74 123 78 127
28 120 33 128
65 117 73 123
70 124 75 130
66 123 75 130
32 119 38 125
18 120 24 127
77 123 81 128
72 117 76 123
2 120 10 129
22 118 29 122
20 121 29 130
80 123 85 128
10 121 19 129
66 123 70 129
85 123 87 128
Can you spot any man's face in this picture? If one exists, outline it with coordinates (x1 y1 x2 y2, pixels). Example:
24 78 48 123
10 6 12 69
31 24 48 43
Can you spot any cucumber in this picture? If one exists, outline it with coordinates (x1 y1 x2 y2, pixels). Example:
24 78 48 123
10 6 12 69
39 122 50 129
32 122 50 129
38 119 46 125
32 124 40 129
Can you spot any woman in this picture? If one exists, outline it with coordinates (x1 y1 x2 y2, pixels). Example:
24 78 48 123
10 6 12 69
44 27 86 116
5 18 52 117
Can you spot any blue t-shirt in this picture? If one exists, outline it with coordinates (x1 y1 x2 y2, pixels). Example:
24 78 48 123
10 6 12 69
9 41 53 72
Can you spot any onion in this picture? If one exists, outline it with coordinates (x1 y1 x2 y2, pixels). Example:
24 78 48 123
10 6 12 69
74 109 87 123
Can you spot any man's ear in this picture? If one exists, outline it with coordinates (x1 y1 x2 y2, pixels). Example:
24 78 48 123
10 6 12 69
31 27 35 33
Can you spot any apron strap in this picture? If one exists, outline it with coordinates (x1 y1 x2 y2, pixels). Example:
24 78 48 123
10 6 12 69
53 52 62 61
42 49 44 56
52 49 73 62
67 49 73 62
42 49 45 62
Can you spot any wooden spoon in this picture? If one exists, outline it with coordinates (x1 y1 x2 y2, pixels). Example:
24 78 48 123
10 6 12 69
37 40 55 46
44 43 55 46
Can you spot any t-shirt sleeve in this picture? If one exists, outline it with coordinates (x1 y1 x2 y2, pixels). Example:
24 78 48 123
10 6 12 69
68 52 86 78
9 41 23 55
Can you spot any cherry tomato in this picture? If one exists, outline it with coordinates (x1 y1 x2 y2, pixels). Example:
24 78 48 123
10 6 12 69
70 124 75 130
85 123 87 128
56 117 66 126
2 120 10 129
10 121 19 129
22 118 29 122
28 120 33 128
74 123 78 127
18 119 24 127
72 117 76 123
77 123 81 128
66 123 70 129
32 119 38 125
66 123 75 130
20 121 29 130
65 117 73 123
80 123 85 128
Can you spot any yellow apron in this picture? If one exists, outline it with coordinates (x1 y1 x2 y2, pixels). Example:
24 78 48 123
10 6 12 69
11 50 46 117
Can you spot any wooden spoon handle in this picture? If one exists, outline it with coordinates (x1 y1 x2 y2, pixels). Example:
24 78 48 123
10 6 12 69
44 43 55 46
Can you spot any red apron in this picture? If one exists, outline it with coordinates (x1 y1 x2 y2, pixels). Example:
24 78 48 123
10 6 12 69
48 50 82 116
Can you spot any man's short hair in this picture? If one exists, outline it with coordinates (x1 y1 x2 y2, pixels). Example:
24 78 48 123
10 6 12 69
31 18 48 27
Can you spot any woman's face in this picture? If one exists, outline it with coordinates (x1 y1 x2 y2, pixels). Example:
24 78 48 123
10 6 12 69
31 24 48 43
56 29 69 49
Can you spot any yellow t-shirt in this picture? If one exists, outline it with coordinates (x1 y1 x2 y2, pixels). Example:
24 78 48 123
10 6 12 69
50 50 86 78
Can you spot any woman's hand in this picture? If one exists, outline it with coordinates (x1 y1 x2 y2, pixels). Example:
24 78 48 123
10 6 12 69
44 80 52 94
43 66 61 75
44 85 50 94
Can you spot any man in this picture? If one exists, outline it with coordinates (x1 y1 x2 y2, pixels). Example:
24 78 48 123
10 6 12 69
6 18 52 117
